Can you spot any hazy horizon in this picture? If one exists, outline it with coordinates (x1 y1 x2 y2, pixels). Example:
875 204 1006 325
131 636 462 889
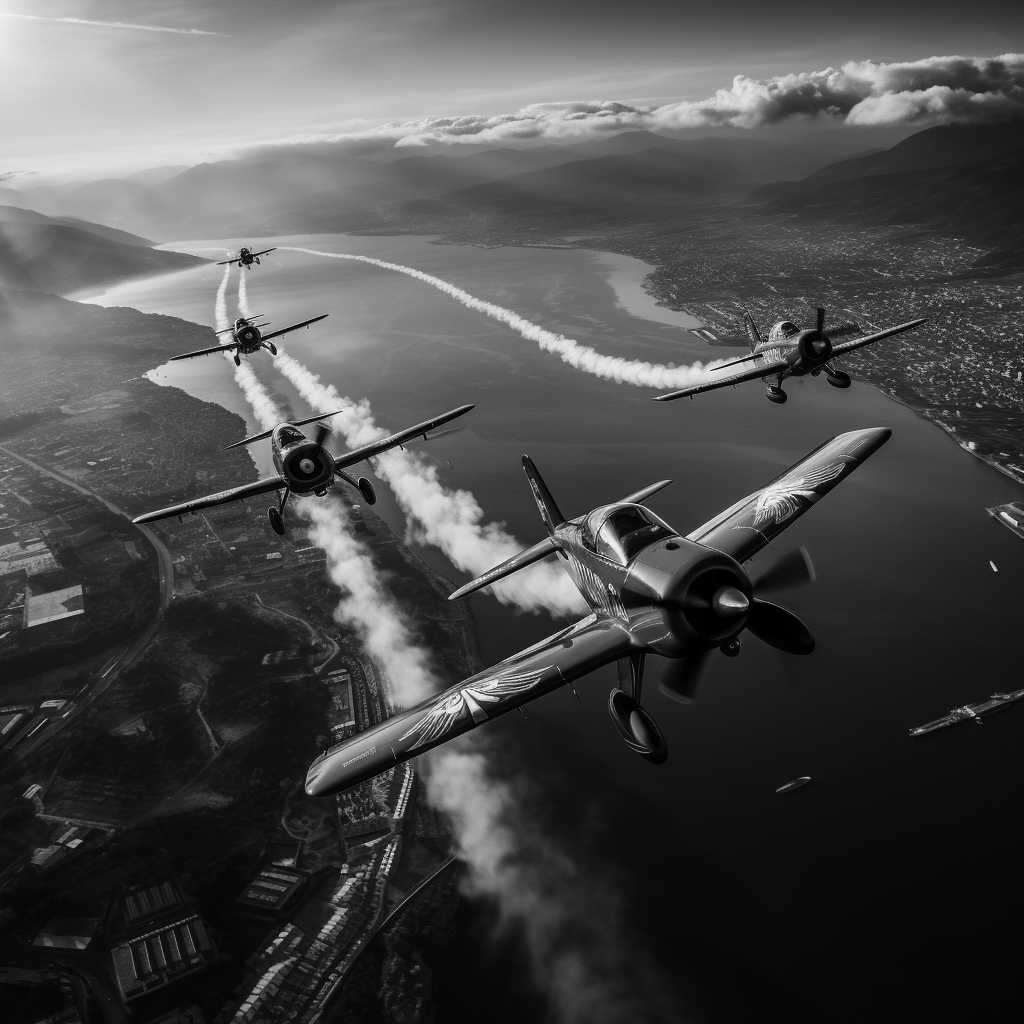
2 0 1024 181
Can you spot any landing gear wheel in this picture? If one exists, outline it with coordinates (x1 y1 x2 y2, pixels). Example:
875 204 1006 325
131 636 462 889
766 386 788 404
268 343 278 355
268 507 286 535
233 353 241 366
255 257 261 265
826 371 852 389
357 477 377 505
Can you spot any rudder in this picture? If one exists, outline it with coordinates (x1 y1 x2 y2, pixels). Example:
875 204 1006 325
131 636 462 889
522 456 566 535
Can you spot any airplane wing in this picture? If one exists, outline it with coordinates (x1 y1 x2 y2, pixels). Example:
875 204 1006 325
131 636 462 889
304 613 635 796
251 247 277 257
653 357 789 402
686 427 891 563
216 258 241 266
829 318 928 358
170 342 239 361
260 313 329 343
332 404 475 471
132 475 287 524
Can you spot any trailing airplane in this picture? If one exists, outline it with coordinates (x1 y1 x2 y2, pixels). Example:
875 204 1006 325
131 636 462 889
655 308 928 404
305 426 890 797
217 246 276 268
133 404 474 536
170 313 328 366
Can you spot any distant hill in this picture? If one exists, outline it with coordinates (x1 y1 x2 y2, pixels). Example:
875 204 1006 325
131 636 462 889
751 148 1024 267
426 147 735 227
0 206 206 295
0 127 922 240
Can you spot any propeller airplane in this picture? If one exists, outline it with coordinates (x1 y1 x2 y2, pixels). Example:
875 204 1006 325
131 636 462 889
132 404 474 536
170 313 329 366
655 308 928 404
305 426 891 798
217 246 276 268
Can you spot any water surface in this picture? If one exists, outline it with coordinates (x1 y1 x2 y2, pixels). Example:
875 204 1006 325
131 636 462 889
81 233 1024 1023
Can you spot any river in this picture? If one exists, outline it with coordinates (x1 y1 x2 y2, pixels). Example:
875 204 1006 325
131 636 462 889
79 234 1024 1023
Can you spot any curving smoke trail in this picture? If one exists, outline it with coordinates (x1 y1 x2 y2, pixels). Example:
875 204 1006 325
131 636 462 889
279 247 728 389
216 264 439 707
271 349 584 617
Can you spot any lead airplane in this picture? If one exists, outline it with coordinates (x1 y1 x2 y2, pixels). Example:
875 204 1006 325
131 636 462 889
305 426 891 798
170 313 329 366
218 246 276 268
133 404 474 536
655 307 928 404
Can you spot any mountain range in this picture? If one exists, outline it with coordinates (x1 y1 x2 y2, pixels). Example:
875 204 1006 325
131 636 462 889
0 205 205 295
4 122 1024 269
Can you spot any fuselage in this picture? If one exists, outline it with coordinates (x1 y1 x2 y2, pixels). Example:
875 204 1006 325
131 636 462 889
237 248 255 266
271 424 335 496
553 502 752 657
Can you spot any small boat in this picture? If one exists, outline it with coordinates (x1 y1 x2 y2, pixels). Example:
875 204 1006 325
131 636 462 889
990 560 999 573
775 776 811 795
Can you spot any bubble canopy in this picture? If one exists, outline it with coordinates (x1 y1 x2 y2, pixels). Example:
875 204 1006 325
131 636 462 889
582 504 676 564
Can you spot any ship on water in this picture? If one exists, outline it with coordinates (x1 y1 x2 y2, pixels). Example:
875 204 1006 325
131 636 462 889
987 501 1024 542
775 777 812 794
910 688 1024 737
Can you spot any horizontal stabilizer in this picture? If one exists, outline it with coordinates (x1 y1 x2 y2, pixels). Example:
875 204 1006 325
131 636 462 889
224 409 347 450
620 479 672 505
449 536 560 601
711 351 762 371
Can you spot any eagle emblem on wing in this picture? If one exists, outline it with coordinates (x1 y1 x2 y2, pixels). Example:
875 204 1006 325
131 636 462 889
752 462 846 525
398 665 549 751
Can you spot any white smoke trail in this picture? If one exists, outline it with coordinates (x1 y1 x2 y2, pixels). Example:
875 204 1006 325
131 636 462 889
425 747 685 1023
238 268 251 317
228 276 670 1018
279 247 728 389
271 349 584 617
216 265 439 706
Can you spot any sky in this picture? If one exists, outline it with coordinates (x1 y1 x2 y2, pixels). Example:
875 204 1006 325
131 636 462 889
2 0 1024 178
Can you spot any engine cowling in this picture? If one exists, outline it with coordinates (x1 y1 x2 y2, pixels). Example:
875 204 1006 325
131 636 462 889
238 326 258 344
623 537 753 657
281 442 335 492
794 329 832 366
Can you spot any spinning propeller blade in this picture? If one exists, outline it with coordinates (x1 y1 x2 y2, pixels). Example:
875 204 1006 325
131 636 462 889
312 423 330 456
816 306 826 334
658 650 712 704
746 600 815 655
751 546 816 595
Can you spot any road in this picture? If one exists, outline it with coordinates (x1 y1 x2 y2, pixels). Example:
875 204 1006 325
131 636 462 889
0 443 175 763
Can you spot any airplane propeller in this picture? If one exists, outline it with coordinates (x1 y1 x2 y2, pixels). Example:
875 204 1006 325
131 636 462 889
816 306 826 335
658 546 817 704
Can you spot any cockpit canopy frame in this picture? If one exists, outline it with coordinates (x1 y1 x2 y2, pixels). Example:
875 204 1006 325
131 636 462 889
582 503 676 565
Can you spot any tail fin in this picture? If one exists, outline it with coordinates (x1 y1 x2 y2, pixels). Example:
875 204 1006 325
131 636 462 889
522 456 566 535
743 312 762 352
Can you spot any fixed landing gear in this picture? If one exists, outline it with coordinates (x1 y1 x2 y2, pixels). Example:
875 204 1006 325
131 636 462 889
766 385 788 404
826 370 852 389
358 478 377 504
268 342 278 355
268 507 286 535
233 353 241 366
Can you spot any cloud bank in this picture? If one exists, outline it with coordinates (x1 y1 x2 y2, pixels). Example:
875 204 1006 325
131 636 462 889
259 53 1024 156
